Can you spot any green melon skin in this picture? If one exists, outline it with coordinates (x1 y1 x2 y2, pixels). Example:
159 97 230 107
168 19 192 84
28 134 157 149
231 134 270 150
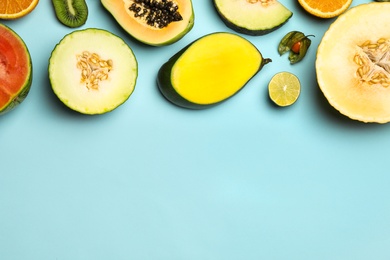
48 28 138 115
213 0 292 36
0 24 33 115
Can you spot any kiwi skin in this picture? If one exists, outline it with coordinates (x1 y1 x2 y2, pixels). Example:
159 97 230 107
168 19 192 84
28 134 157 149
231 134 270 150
51 0 89 28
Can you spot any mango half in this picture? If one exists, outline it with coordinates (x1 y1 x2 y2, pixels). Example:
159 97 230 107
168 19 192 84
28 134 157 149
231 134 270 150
157 32 271 109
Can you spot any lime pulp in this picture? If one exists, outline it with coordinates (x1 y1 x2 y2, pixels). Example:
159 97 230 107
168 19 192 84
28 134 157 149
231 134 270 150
268 72 301 107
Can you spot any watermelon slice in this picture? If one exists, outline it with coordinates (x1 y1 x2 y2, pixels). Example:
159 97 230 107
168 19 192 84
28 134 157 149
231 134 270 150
0 23 32 115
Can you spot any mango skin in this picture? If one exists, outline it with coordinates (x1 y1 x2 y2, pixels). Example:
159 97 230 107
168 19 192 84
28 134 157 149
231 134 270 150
157 45 198 109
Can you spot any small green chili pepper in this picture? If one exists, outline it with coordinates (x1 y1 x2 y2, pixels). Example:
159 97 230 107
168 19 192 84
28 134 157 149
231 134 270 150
278 31 314 64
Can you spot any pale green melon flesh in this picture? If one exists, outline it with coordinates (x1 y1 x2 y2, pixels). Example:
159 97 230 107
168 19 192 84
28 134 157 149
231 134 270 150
49 28 137 114
214 0 292 35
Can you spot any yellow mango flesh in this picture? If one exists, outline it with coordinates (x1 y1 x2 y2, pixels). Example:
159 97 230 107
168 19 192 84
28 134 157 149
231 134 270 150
171 33 262 105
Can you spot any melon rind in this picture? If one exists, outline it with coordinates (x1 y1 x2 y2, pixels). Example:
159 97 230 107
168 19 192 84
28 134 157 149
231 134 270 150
49 28 138 115
316 2 390 123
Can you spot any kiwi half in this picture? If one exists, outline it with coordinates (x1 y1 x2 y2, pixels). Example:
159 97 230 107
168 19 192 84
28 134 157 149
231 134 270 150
52 0 88 28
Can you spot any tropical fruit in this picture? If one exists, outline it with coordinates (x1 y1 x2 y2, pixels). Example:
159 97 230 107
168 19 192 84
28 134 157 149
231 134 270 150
51 0 88 28
213 0 292 35
316 2 390 123
0 0 39 19
101 0 194 46
157 32 271 109
49 28 138 115
297 0 352 18
0 24 32 115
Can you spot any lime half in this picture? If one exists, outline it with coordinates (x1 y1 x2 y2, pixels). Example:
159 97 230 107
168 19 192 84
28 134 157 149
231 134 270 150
268 72 300 107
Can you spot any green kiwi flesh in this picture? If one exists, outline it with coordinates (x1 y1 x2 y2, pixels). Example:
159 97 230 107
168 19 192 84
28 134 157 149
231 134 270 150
51 0 89 28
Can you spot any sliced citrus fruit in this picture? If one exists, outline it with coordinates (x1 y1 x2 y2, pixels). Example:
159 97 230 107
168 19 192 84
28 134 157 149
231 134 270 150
297 0 352 18
268 72 300 107
0 0 39 20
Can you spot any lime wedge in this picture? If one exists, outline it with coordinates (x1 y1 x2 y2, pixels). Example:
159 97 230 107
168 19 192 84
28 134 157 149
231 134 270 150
268 72 300 106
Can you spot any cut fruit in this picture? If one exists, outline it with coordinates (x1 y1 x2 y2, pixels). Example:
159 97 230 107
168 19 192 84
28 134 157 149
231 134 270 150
0 24 32 115
51 0 88 28
0 0 39 19
298 0 352 18
268 72 300 107
158 32 271 109
49 28 137 115
316 2 390 123
213 0 292 36
101 0 194 46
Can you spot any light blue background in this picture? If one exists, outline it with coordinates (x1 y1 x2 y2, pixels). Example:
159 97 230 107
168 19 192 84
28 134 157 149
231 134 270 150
1 0 390 259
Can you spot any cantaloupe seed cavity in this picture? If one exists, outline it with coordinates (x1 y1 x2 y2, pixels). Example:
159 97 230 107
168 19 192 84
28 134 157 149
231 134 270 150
354 37 390 88
76 51 113 91
128 0 183 29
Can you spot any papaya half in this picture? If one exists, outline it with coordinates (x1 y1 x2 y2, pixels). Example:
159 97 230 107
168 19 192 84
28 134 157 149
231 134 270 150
101 0 194 46
0 24 32 115
157 32 271 109
316 2 390 123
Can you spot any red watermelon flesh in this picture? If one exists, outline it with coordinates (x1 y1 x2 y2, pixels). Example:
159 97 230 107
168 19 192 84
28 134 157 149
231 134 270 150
0 24 32 114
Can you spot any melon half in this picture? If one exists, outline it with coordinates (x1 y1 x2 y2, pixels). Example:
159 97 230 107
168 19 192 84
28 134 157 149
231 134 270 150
316 2 390 123
49 28 137 114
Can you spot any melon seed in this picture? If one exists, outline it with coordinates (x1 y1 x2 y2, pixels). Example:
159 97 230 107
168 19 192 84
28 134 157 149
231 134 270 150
354 38 390 87
76 52 112 91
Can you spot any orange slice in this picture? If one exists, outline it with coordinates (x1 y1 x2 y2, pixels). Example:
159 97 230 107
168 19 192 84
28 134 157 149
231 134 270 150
0 0 39 20
298 0 352 18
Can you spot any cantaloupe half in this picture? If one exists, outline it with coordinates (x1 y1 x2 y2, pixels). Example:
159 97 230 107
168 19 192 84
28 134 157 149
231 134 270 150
316 2 390 123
